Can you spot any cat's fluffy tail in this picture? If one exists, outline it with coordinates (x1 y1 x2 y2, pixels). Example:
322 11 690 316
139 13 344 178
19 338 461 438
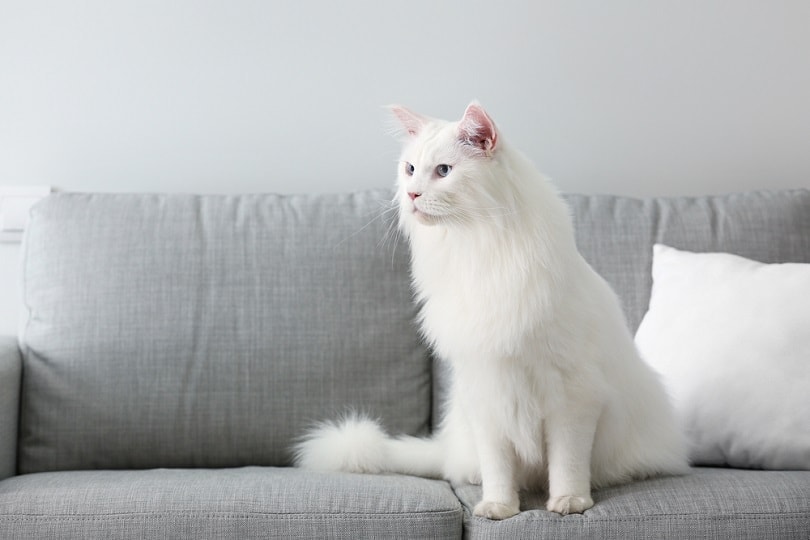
292 413 444 478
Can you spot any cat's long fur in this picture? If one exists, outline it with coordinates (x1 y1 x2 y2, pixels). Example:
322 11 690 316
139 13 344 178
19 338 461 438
293 103 688 519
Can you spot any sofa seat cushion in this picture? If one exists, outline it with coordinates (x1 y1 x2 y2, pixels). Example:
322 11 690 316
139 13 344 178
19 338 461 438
456 468 810 539
0 467 462 539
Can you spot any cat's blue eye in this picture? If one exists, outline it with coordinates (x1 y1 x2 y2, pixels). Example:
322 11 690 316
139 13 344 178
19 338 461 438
405 162 415 176
436 164 452 177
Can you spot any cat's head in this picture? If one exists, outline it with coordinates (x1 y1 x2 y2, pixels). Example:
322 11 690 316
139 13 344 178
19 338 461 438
390 102 503 229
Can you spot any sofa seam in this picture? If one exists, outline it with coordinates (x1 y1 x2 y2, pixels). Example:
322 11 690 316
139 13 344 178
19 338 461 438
469 512 810 525
0 509 462 522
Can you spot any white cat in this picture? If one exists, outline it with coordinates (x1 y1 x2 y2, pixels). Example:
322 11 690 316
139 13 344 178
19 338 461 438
294 102 688 519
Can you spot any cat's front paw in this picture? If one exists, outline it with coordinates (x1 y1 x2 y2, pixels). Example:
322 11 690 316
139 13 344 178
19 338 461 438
546 494 593 515
473 500 520 520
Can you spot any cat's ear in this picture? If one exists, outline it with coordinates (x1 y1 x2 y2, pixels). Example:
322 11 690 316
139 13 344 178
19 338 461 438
388 105 427 137
458 102 498 154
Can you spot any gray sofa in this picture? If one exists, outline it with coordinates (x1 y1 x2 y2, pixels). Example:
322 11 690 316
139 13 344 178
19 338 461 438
1 189 808 539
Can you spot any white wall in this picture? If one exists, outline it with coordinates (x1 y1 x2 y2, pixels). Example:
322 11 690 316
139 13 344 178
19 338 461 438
2 1 810 335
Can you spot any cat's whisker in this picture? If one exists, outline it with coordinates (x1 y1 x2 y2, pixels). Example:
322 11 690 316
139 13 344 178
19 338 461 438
379 209 402 252
335 200 398 250
442 204 518 229
370 199 407 267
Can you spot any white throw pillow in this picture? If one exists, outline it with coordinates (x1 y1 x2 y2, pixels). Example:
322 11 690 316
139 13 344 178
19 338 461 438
635 244 810 470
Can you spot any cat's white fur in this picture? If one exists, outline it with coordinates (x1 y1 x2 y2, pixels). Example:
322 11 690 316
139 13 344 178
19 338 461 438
294 103 688 519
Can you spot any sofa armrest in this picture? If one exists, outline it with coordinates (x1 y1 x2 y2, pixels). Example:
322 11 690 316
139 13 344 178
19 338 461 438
0 336 21 480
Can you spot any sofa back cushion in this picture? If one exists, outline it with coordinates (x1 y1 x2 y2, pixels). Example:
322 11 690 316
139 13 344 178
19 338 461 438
565 190 810 331
19 192 429 473
19 189 810 471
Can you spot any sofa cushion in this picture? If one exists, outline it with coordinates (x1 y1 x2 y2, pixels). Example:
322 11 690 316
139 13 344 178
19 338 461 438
19 192 429 472
456 468 810 539
565 190 810 331
0 467 462 539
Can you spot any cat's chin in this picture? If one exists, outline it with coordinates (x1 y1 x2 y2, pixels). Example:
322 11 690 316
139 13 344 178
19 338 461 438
400 199 441 226
411 208 441 226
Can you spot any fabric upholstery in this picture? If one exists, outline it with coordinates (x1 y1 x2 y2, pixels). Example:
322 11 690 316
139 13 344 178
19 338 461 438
456 468 810 540
0 467 462 539
565 190 810 331
19 192 429 473
9 188 810 539
0 337 21 480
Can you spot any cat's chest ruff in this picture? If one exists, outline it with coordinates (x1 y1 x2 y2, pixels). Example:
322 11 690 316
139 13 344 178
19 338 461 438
412 236 509 309
410 228 552 358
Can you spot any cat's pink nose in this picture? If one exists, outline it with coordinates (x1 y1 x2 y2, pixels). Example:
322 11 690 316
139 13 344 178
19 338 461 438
408 192 421 201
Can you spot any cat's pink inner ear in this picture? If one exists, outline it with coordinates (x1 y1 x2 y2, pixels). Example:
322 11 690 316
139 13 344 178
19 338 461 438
390 105 425 137
459 102 498 153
